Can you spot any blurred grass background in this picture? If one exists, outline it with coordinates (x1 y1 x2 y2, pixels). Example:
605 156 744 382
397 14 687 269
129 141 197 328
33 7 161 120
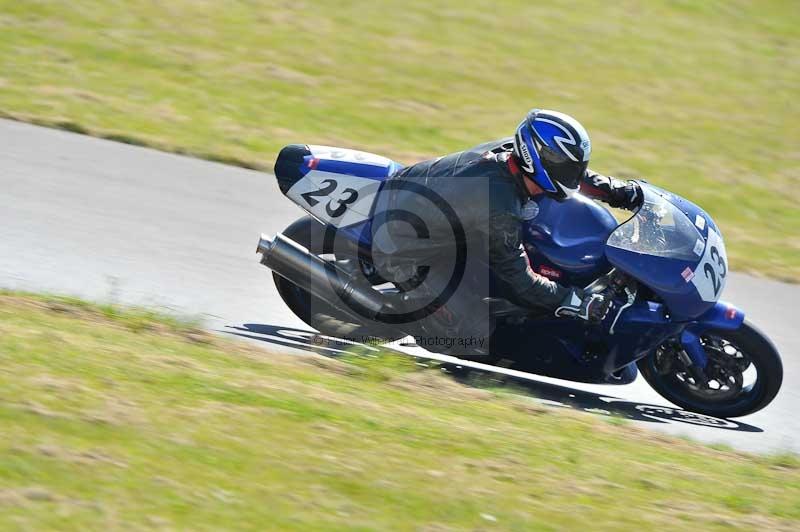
0 0 798 279
1 292 799 529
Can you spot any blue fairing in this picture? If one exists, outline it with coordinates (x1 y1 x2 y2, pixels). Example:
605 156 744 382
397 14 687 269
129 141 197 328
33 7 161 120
605 246 708 319
508 298 746 379
603 300 745 371
604 183 729 320
694 300 745 330
603 301 685 372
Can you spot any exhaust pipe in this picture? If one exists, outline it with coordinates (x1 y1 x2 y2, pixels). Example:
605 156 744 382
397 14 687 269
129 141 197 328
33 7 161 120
257 233 385 319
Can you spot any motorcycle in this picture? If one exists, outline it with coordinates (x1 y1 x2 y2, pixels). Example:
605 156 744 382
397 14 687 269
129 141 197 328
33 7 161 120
258 144 783 418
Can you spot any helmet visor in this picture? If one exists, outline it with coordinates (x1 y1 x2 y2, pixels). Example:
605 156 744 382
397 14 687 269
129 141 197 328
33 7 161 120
539 145 588 190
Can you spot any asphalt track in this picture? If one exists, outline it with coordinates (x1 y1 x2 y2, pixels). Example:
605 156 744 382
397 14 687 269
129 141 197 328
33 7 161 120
1 119 797 453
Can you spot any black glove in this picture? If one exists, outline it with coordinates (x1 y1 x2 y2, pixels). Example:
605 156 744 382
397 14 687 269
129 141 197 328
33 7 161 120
555 288 614 323
608 181 644 211
583 171 642 211
620 181 644 210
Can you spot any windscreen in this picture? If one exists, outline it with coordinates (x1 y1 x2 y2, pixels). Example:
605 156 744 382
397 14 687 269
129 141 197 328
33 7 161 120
607 189 704 261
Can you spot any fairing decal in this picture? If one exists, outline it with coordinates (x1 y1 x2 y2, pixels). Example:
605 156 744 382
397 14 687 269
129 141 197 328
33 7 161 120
286 170 383 228
276 144 402 229
691 226 729 303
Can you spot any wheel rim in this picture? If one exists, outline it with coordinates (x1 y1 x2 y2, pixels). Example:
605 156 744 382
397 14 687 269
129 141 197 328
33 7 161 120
652 333 763 408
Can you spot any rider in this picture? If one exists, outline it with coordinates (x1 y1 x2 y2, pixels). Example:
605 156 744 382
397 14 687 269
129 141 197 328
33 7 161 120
371 109 642 336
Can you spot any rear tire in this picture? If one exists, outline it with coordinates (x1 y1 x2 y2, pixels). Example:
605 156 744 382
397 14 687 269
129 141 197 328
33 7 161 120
638 320 783 418
272 216 404 342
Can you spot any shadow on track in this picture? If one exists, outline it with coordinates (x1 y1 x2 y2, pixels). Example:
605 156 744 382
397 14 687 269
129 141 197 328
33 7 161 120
224 322 763 434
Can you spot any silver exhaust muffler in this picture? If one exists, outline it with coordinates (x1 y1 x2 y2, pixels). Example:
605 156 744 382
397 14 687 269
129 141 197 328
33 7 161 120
257 233 385 319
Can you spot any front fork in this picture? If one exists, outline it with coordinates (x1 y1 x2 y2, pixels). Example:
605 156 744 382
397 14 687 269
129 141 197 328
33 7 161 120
678 301 745 379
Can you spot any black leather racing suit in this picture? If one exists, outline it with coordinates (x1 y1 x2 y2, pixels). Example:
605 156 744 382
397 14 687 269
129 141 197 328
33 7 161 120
371 138 639 315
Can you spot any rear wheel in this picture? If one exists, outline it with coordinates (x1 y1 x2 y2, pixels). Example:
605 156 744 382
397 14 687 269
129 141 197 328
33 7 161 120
637 320 782 418
272 216 404 342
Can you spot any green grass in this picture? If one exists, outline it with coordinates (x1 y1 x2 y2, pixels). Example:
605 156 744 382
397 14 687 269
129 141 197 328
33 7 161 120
0 1 798 280
0 293 799 530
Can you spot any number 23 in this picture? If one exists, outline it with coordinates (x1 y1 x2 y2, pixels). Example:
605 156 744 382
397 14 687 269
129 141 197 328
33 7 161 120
703 245 727 295
300 179 359 218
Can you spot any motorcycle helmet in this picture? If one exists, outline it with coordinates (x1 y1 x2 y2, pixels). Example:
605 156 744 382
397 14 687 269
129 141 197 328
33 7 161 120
513 109 591 200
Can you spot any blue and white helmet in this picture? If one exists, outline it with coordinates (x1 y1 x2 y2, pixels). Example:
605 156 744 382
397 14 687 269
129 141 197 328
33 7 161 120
513 109 591 201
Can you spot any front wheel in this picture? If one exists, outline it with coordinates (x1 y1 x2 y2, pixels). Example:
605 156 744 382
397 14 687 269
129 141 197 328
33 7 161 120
637 320 783 418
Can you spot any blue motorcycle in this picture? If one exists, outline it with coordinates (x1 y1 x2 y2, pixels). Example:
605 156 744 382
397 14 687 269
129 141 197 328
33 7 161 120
259 145 783 418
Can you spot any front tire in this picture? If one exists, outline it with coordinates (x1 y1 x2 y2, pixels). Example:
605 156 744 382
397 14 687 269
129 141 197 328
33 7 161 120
638 320 783 418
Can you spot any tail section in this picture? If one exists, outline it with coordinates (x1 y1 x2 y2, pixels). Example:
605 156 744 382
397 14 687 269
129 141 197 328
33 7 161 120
274 144 402 228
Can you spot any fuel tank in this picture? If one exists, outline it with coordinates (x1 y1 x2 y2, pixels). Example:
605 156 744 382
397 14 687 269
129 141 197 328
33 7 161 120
523 193 619 284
